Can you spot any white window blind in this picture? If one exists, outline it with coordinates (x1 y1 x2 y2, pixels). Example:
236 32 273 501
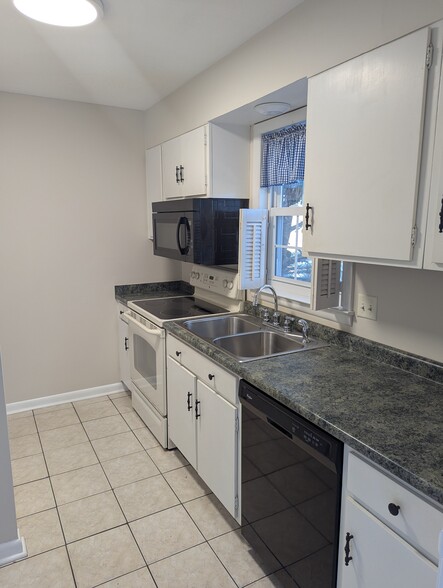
238 208 268 290
311 258 340 310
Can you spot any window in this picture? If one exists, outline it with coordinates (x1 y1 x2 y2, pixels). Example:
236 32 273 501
240 109 354 323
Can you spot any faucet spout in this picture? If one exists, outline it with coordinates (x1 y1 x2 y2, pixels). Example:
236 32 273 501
253 285 279 324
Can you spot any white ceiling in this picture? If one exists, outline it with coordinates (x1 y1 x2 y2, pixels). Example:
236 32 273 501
0 0 304 111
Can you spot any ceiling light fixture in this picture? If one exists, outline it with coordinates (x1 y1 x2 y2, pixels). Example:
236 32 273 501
13 0 103 27
254 102 291 116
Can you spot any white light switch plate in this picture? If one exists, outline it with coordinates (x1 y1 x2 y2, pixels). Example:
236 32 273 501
357 294 378 320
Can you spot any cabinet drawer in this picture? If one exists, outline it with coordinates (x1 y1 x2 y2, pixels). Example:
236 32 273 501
167 335 238 405
347 452 443 563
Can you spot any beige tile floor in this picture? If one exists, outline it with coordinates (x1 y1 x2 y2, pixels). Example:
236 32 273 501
1 391 295 588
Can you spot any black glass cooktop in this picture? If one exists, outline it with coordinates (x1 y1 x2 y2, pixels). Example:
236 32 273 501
132 296 226 320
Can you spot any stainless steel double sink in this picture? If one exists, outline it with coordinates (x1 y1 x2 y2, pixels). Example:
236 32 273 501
182 314 328 362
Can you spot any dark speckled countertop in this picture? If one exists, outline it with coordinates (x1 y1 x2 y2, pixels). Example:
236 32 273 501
115 281 193 305
165 320 443 506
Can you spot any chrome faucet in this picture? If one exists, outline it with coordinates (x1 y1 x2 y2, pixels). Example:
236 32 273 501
253 285 280 326
297 319 310 343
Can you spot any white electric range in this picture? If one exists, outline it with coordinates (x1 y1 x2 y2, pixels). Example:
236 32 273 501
125 266 243 448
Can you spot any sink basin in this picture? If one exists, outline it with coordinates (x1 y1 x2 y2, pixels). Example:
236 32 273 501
213 330 327 362
182 314 259 340
182 312 328 362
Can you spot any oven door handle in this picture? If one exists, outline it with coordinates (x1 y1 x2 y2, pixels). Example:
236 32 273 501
176 216 190 255
124 313 165 338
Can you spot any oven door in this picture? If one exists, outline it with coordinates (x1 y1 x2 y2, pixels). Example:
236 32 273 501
153 211 195 262
126 313 166 416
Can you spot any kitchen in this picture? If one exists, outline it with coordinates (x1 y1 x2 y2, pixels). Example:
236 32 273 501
1 0 443 586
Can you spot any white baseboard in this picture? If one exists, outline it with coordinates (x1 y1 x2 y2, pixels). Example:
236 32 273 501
6 382 126 415
0 533 27 567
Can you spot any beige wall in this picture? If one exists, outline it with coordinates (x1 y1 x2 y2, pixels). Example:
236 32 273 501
147 0 443 363
144 0 443 146
0 92 180 403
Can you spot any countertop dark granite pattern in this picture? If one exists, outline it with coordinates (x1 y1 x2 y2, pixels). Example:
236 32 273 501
115 281 193 305
166 320 443 506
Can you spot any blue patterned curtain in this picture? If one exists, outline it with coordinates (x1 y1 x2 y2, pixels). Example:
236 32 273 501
260 122 306 187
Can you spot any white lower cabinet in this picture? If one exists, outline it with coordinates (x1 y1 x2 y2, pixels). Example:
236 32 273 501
117 304 131 390
337 449 441 588
166 335 240 522
167 357 197 468
339 497 437 588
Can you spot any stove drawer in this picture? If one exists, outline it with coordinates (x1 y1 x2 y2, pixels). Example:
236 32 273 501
167 335 238 405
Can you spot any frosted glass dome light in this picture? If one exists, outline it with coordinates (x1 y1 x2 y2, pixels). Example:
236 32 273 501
13 0 104 27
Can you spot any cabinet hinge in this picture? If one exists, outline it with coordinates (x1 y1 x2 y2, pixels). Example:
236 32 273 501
411 225 417 248
426 43 433 69
234 495 239 515
235 415 239 433
204 128 208 146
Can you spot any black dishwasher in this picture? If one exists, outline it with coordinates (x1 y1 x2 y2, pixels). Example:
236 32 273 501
239 379 343 588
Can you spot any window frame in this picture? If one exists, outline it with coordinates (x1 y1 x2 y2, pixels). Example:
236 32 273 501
250 109 355 326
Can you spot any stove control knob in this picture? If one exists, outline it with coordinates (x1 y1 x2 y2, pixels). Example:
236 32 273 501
191 271 196 279
195 272 200 280
227 280 234 290
223 279 228 289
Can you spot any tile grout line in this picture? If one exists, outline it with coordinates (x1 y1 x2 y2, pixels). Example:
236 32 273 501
71 396 157 586
31 408 79 588
7 392 253 587
98 395 161 588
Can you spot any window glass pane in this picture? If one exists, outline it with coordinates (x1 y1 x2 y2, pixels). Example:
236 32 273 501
281 181 304 207
275 216 299 249
270 181 304 208
274 215 312 283
296 249 312 283
274 246 296 279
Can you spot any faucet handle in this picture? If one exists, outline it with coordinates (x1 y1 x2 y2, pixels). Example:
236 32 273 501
283 315 294 333
272 311 281 327
297 319 310 342
261 308 270 323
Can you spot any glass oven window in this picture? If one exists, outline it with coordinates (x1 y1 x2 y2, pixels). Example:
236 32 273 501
134 334 158 389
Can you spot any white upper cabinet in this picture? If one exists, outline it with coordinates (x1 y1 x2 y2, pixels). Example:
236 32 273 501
160 123 250 200
424 26 443 270
303 26 433 266
162 126 207 199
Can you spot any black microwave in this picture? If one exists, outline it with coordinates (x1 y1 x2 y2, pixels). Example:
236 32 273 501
152 198 248 265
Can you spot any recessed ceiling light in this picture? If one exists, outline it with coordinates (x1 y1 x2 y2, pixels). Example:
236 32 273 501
254 102 292 116
13 0 104 27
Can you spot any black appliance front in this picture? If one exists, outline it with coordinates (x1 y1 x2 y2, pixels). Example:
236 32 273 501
152 198 248 265
239 380 343 588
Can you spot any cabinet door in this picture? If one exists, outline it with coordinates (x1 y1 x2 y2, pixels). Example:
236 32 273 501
146 146 162 239
304 27 431 263
424 51 443 270
166 357 197 468
338 497 437 588
118 312 131 389
161 135 183 199
161 127 207 199
179 126 207 197
196 380 238 519
118 315 131 389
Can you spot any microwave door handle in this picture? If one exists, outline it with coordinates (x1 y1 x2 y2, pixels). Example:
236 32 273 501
176 216 190 255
